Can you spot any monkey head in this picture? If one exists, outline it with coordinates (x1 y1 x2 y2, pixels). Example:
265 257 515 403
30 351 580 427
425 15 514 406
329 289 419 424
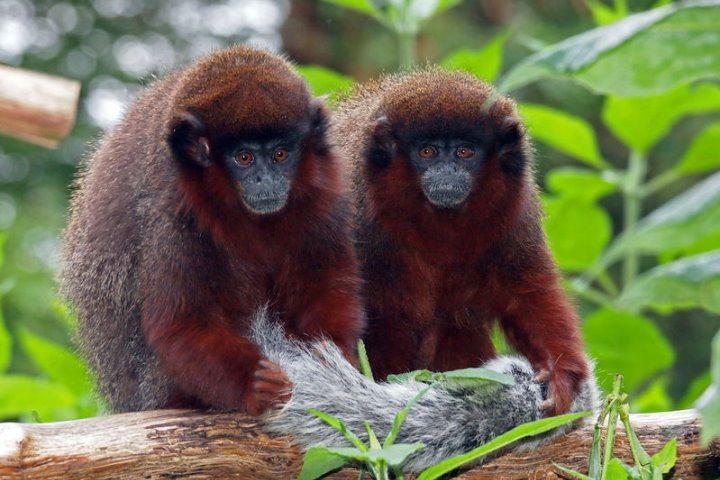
166 46 329 216
365 71 528 212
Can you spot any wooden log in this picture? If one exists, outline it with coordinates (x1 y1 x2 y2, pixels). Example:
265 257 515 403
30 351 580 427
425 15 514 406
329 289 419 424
0 64 81 148
0 409 717 479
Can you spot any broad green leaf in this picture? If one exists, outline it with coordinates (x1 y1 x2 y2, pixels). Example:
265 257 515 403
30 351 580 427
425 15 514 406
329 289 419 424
0 299 11 373
587 0 627 25
632 378 673 413
678 370 711 408
697 329 720 445
357 339 373 380
18 328 92 396
602 84 720 154
546 167 617 201
543 196 612 271
500 1 720 96
296 65 354 102
416 411 590 480
583 308 674 392
677 122 720 174
606 458 633 480
321 0 380 17
435 367 515 386
619 250 720 314
326 443 425 466
308 409 367 451
618 172 720 256
651 437 677 473
519 104 605 167
442 31 508 82
0 375 76 419
298 447 348 480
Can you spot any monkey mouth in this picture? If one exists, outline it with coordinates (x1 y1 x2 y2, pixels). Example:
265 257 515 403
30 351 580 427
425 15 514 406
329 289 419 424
422 183 471 208
242 192 289 215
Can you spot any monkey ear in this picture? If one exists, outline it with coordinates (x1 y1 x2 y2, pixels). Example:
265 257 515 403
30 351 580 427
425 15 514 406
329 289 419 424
310 98 329 137
168 111 212 168
496 117 524 149
367 116 396 168
495 116 528 176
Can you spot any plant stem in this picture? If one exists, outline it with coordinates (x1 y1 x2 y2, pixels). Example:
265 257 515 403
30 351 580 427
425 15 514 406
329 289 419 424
640 169 681 198
397 30 416 69
566 279 614 308
622 151 646 288
597 270 619 296
600 375 623 480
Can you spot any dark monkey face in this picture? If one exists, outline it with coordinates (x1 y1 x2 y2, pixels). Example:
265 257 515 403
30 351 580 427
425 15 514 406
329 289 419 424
408 139 483 208
221 136 304 215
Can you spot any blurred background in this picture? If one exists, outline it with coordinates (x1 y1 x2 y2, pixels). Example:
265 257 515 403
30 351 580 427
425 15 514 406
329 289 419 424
0 0 719 423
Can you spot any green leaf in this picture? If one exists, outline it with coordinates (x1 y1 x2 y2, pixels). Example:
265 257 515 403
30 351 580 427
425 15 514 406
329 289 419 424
602 84 720 154
678 370 711 408
519 103 605 167
51 300 77 328
677 122 720 174
387 370 434 384
553 464 593 479
321 0 380 17
606 458 633 480
365 421 382 450
385 385 433 447
583 308 674 392
0 374 76 420
296 65 354 102
325 443 425 466
435 367 515 386
309 409 368 451
442 31 509 82
546 167 618 201
697 329 720 445
633 377 673 413
618 250 720 314
416 411 590 480
619 171 720 256
18 328 92 396
587 0 626 26
500 1 720 96
298 447 348 480
357 340 373 381
0 298 11 373
651 437 677 474
543 196 612 271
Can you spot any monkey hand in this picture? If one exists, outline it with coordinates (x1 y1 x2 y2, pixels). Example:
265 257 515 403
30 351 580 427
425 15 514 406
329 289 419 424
246 359 293 416
535 365 582 417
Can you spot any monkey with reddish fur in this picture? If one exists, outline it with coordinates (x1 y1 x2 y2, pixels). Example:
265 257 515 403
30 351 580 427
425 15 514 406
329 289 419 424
332 71 589 415
61 47 364 415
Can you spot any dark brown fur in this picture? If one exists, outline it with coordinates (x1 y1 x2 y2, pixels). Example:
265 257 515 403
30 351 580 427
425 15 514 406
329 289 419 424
61 46 364 414
332 70 589 415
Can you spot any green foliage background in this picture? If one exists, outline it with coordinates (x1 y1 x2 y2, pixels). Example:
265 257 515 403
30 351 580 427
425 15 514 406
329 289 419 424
0 0 719 441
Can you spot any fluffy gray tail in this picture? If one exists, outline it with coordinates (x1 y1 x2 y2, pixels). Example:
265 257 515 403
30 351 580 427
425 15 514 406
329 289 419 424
250 310 599 473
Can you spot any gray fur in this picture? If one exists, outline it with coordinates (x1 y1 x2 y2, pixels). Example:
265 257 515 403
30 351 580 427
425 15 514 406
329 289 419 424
251 310 599 473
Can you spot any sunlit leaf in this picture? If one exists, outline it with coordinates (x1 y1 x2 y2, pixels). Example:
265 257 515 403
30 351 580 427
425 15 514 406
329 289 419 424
618 250 720 314
325 443 425 466
606 458 633 480
678 371 711 409
0 299 11 373
296 65 354 102
309 409 367 451
442 31 508 82
387 369 434 384
18 328 92 396
321 0 380 17
543 196 612 271
435 367 515 386
632 377 673 413
298 447 348 480
587 0 627 25
416 411 590 480
602 84 720 153
0 375 76 420
676 122 720 174
618 172 720 255
546 168 617 201
520 104 605 167
583 308 674 392
500 1 720 96
651 437 677 474
697 330 720 445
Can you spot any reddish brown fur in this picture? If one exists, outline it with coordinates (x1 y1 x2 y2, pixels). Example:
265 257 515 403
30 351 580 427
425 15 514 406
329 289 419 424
332 70 588 415
61 46 363 414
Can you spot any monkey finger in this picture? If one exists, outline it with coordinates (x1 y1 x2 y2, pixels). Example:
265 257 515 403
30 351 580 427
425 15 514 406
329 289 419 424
539 398 554 412
533 369 551 383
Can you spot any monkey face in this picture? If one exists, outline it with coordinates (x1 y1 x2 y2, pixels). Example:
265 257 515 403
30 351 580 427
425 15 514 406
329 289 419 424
408 139 483 208
222 138 303 215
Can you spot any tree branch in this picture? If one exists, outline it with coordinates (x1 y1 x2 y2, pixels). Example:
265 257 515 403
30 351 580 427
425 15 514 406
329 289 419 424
0 409 717 479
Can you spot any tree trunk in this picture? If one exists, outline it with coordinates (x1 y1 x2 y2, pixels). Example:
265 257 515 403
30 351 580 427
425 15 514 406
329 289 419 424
0 409 717 479
0 64 81 148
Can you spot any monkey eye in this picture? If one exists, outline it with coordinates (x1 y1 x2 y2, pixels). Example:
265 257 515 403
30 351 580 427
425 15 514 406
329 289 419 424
456 146 475 159
418 145 438 159
274 148 289 163
236 150 254 166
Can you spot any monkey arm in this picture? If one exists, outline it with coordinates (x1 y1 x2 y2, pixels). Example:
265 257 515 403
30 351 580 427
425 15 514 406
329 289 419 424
499 270 589 416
